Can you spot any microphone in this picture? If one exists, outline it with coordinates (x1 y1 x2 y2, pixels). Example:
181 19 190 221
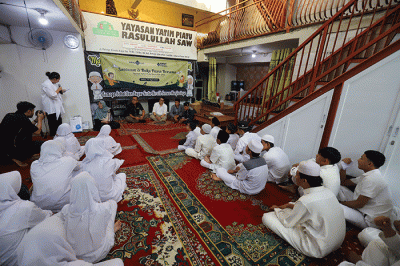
58 84 63 94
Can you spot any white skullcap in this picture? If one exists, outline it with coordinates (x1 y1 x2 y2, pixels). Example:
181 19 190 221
261 134 274 144
248 139 263 153
298 160 320 177
202 124 212 134
89 71 101 77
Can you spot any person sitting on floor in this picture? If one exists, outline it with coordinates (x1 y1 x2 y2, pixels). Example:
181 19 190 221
150 97 167 122
168 98 184 122
81 138 126 203
262 160 346 258
0 101 45 167
226 123 239 151
185 124 216 160
16 213 124 266
95 125 122 156
280 146 342 197
234 122 261 163
339 216 400 266
212 139 269 195
124 96 145 123
209 117 221 140
0 171 52 266
179 102 197 124
178 122 198 151
260 134 291 184
31 140 80 213
60 172 122 263
200 130 235 173
338 150 394 229
54 123 85 161
93 101 120 131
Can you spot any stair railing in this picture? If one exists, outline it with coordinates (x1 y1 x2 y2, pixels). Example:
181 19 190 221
234 0 400 129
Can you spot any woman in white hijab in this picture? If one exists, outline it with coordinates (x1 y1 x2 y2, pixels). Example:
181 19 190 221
95 125 122 156
0 171 52 266
54 123 85 160
31 140 79 212
60 172 121 263
82 138 126 202
17 214 124 266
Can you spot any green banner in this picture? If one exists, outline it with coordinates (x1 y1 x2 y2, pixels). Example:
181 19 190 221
100 53 189 88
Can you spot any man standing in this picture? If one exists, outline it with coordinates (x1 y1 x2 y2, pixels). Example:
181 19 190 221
168 98 184 122
124 96 145 123
339 150 394 229
212 139 269 195
150 97 167 122
0 101 44 167
262 160 346 258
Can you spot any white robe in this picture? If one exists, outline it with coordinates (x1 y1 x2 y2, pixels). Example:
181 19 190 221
200 143 235 172
54 123 85 160
17 214 123 266
185 134 216 160
262 147 291 184
41 79 65 118
234 132 261 162
263 186 346 258
227 133 239 151
60 172 117 263
210 126 221 140
82 138 126 202
31 140 79 213
0 171 51 266
178 130 198 151
95 125 122 156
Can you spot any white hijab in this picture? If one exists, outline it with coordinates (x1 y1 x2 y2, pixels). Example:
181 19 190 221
61 172 116 261
95 125 122 155
54 123 84 160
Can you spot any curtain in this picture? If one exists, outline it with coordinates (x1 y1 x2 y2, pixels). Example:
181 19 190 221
208 57 217 102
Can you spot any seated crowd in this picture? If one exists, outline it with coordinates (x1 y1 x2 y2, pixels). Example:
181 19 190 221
0 100 398 266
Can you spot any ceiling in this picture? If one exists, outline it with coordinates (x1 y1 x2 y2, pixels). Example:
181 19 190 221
0 0 78 33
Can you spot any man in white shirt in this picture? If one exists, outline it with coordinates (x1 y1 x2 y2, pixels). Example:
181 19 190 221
234 123 261 163
212 139 269 195
210 117 221 140
178 122 198 151
260 134 291 184
200 130 235 173
262 160 346 258
339 150 394 229
150 98 168 121
226 123 239 151
185 124 216 160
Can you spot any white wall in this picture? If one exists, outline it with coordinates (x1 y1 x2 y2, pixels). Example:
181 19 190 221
216 63 237 99
0 26 92 130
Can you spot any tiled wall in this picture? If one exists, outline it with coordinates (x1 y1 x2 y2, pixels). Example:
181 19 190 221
236 64 269 91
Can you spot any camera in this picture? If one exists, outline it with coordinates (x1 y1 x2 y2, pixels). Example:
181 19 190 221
35 110 45 116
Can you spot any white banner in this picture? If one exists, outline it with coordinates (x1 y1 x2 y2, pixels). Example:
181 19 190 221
83 12 197 60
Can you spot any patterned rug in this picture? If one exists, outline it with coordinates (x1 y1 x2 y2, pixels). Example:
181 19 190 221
119 120 187 135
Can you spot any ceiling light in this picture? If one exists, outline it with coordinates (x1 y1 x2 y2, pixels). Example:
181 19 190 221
34 8 49 26
252 50 256 58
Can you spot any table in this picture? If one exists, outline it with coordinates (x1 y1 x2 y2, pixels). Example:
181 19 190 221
194 113 235 127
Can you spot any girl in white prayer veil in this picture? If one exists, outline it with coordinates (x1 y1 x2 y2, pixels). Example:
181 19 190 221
95 125 122 156
17 214 124 266
54 123 85 160
82 138 126 202
61 172 120 263
31 140 79 213
0 171 51 266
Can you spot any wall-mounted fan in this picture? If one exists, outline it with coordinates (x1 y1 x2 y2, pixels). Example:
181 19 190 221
28 29 53 50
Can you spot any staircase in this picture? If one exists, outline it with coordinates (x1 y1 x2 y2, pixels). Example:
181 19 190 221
234 0 400 147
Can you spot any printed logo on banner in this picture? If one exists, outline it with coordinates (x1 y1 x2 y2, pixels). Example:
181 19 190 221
87 54 101 67
93 21 119 37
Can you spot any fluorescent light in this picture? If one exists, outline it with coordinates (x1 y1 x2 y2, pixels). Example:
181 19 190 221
38 15 48 25
252 53 256 58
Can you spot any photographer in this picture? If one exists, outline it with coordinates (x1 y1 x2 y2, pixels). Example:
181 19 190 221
0 101 45 167
42 71 65 136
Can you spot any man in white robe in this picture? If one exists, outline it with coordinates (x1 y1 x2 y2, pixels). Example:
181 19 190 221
263 160 346 258
339 150 394 229
200 130 235 173
0 171 52 266
95 125 122 156
178 122 198 151
260 134 290 184
210 117 221 140
234 123 261 163
185 124 216 160
212 139 269 195
226 123 239 151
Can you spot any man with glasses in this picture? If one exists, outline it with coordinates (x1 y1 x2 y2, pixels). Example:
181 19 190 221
150 97 167 122
124 96 145 123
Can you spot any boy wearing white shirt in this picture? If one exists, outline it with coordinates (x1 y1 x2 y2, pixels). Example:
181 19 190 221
234 123 261 163
150 98 167 121
185 124 216 159
210 117 221 140
200 130 235 172
178 122 198 151
226 123 239 151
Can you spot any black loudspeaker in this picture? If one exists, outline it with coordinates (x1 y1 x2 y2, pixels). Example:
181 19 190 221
231 81 244 91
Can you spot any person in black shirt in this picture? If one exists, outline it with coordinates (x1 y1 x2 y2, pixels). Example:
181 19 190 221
179 102 197 124
124 96 145 123
0 101 45 167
